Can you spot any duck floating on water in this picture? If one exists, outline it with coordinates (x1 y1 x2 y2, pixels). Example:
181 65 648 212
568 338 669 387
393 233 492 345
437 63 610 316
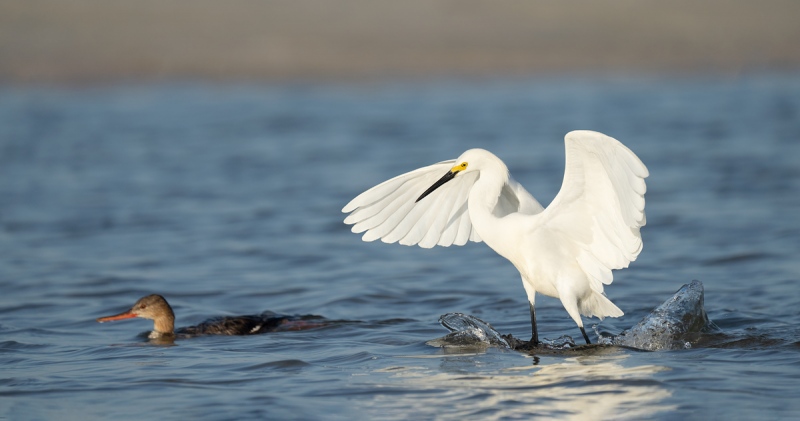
97 294 326 339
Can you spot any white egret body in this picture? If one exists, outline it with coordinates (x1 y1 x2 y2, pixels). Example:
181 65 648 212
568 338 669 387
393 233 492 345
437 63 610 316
342 130 648 345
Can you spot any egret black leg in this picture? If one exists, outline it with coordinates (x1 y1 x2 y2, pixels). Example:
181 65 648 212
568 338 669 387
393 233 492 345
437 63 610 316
580 326 591 344
529 303 539 346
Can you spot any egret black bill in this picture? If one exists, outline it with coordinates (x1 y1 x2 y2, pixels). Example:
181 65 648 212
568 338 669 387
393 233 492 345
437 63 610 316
416 162 468 203
416 170 456 203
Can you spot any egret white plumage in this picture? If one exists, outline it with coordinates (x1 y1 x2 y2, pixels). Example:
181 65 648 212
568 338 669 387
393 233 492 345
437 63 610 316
342 130 648 346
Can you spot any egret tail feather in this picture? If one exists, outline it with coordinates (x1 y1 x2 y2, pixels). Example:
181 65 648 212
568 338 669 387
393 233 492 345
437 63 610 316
581 293 624 320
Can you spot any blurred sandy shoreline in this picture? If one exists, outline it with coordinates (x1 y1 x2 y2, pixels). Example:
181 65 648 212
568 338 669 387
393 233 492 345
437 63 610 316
2 0 799 85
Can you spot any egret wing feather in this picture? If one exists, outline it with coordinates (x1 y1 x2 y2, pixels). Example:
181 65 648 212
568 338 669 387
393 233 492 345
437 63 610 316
419 172 479 248
343 160 485 248
538 130 648 294
437 174 476 246
497 177 544 217
358 175 442 240
342 160 455 213
453 200 475 245
390 175 454 245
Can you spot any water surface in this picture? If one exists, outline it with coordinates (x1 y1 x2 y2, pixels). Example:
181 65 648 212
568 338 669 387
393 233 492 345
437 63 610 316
1 76 799 419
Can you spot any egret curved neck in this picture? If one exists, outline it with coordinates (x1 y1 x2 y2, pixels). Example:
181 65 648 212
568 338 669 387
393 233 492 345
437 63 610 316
467 172 521 260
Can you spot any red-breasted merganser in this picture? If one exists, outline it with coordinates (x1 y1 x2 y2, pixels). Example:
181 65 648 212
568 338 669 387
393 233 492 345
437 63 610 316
97 294 326 339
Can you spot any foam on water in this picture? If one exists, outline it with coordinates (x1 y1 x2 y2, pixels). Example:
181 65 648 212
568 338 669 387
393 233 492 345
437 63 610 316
428 312 512 349
612 280 719 351
431 280 720 352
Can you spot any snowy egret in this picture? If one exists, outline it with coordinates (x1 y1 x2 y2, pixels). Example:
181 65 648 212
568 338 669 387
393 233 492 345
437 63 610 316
342 130 648 346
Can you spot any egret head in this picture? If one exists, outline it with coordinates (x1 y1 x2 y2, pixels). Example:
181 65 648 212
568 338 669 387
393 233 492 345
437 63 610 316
416 149 496 203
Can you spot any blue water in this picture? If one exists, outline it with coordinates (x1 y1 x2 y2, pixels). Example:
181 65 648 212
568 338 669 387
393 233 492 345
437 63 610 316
1 75 799 420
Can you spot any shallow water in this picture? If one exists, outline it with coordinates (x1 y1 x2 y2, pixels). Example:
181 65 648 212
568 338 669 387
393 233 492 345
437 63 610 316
1 75 799 420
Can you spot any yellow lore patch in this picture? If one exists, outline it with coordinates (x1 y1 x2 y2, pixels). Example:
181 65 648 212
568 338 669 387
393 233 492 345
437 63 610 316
450 162 468 173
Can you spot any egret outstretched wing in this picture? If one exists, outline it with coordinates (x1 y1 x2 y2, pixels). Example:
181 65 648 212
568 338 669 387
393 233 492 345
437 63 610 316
343 159 543 249
538 130 649 293
342 160 479 248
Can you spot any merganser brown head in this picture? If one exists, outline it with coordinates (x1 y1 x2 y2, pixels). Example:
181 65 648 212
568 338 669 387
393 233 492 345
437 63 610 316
97 294 176 337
